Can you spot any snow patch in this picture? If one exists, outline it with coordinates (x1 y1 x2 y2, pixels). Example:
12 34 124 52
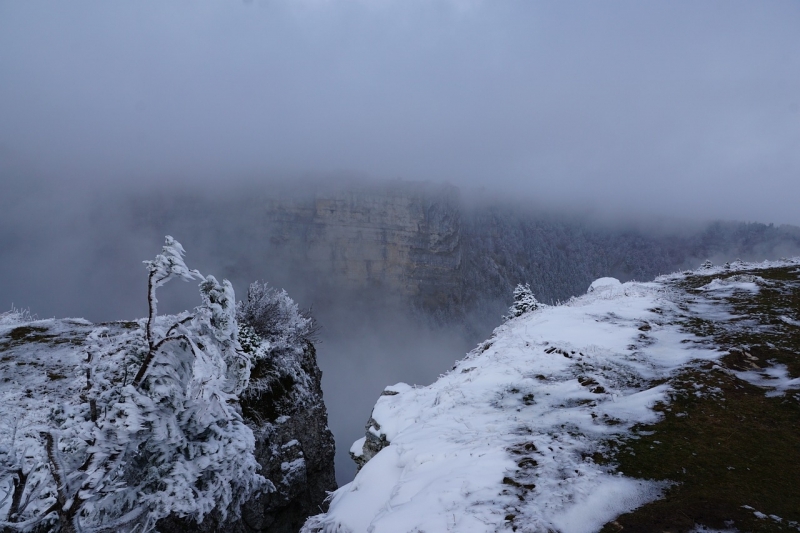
735 364 800 397
550 477 666 533
780 315 800 327
699 276 762 294
587 277 622 295
350 437 366 457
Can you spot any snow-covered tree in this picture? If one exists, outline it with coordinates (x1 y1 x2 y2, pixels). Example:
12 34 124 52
505 283 540 319
237 282 314 347
0 237 269 533
236 282 317 407
700 259 713 270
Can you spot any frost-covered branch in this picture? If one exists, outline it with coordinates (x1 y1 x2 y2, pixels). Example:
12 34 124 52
163 314 193 340
0 508 55 532
41 431 80 533
142 236 201 352
5 467 27 523
132 333 193 388
135 237 201 388
1 236 268 532
82 506 146 533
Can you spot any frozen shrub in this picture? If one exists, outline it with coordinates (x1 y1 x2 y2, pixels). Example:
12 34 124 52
237 282 314 348
236 283 317 407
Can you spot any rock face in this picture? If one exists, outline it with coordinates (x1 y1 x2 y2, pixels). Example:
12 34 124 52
261 181 463 313
259 183 800 331
241 341 337 533
158 341 337 533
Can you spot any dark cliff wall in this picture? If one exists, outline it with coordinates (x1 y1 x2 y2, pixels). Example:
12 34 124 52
158 342 336 533
460 208 800 314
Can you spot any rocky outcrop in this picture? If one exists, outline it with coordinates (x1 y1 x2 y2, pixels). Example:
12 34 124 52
349 417 389 474
158 341 336 533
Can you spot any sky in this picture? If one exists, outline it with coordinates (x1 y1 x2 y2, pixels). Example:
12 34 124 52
1 0 799 225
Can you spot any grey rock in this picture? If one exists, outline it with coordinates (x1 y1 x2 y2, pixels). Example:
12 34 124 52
350 418 389 473
158 342 336 533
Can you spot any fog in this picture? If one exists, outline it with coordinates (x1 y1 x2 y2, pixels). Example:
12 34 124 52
0 177 487 483
3 1 800 224
2 1 800 484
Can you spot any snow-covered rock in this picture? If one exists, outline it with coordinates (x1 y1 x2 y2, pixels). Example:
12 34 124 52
0 239 335 533
304 258 800 533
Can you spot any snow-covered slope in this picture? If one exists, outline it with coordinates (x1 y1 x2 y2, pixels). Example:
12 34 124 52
304 259 800 533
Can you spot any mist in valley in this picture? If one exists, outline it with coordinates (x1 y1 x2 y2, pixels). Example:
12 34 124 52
3 178 800 483
3 1 800 486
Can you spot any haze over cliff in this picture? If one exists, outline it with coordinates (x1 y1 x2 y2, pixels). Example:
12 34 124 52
2 3 800 530
3 178 800 484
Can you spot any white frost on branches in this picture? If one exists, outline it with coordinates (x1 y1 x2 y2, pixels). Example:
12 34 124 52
143 236 201 287
142 235 201 349
236 282 315 405
0 237 269 533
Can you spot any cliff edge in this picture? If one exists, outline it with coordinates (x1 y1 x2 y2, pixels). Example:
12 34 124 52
304 259 800 533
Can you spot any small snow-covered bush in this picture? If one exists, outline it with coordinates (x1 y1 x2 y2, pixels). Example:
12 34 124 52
236 283 316 408
0 306 35 326
505 283 540 319
237 282 314 349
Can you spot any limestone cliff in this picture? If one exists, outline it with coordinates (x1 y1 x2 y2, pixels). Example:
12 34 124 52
261 181 462 312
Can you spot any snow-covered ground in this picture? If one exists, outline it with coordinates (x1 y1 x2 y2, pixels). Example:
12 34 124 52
0 238 270 532
304 259 800 533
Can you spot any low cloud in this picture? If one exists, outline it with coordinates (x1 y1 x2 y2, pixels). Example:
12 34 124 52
1 1 798 224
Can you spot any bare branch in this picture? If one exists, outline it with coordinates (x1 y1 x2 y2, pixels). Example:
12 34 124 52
41 432 67 509
145 270 157 350
6 468 27 523
41 432 81 532
164 314 193 340
132 334 194 388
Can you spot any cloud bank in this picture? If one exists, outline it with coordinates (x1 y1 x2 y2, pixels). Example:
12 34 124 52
1 0 799 224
